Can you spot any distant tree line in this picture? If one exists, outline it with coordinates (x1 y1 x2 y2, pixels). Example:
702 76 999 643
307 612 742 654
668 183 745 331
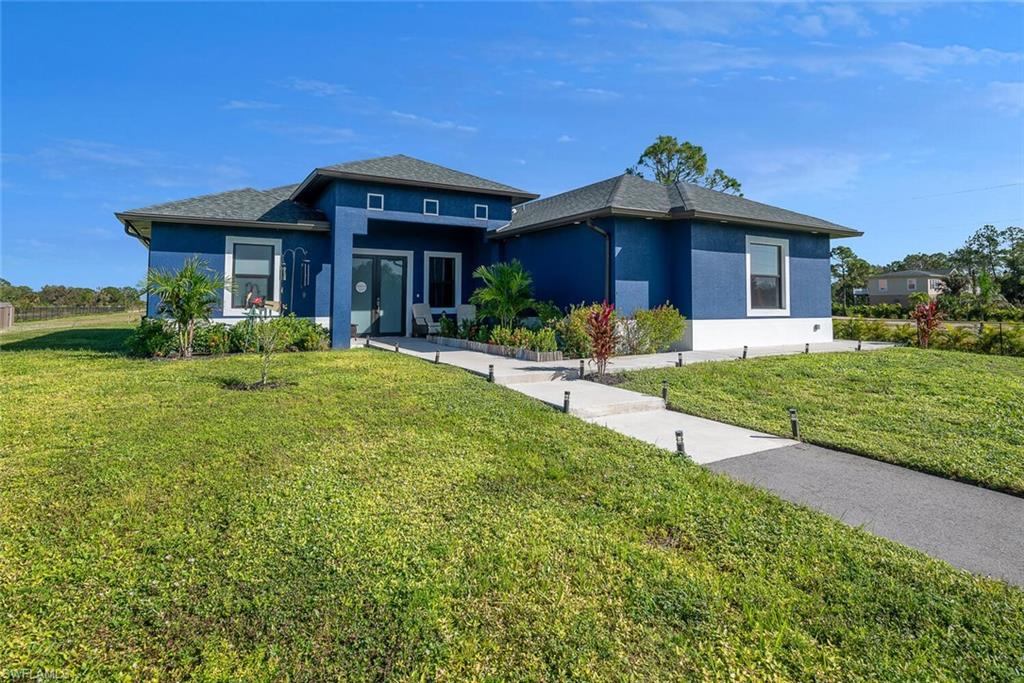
0 278 142 310
831 224 1024 312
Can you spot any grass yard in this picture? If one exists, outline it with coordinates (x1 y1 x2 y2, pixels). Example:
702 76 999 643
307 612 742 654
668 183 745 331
619 349 1024 496
2 323 1023 680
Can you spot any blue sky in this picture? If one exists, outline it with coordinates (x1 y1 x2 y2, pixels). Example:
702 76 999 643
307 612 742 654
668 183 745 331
2 1 1022 288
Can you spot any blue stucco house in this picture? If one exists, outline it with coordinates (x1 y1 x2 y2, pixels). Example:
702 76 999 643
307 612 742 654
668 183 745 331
116 154 861 350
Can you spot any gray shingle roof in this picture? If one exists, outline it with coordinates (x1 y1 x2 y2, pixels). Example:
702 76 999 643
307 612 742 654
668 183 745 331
120 184 327 225
871 269 950 278
502 173 860 236
295 154 537 200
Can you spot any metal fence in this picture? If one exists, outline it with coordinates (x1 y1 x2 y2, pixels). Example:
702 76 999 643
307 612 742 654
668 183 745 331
13 305 135 322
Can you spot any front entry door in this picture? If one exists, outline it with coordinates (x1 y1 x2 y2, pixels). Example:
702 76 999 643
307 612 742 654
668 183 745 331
352 254 407 336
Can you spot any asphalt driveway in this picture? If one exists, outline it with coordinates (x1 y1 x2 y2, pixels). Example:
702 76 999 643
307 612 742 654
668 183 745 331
709 444 1024 586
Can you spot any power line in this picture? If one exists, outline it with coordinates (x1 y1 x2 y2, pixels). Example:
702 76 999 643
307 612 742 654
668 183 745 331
908 182 1024 201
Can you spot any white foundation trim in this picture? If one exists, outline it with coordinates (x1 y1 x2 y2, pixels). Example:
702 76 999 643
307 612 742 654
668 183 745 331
422 250 462 316
681 317 833 351
223 235 283 317
352 247 415 337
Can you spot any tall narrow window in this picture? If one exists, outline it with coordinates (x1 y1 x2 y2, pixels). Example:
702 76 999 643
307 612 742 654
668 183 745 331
428 256 456 308
232 243 275 308
749 243 782 309
907 279 918 291
877 279 888 292
474 204 488 220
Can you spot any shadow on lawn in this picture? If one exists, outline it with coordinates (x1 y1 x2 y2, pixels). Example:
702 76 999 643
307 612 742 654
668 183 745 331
0 328 133 354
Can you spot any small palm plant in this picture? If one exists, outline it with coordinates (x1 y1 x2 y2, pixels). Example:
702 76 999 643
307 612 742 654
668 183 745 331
470 260 534 329
143 256 227 358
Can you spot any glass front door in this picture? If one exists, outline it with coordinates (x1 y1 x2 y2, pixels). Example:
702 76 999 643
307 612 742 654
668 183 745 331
351 254 407 336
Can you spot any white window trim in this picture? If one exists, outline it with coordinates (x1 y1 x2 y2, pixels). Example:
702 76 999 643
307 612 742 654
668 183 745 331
367 193 384 211
351 247 415 337
877 278 888 292
907 279 918 291
423 251 462 314
474 204 489 220
423 198 439 216
223 235 283 317
745 234 790 317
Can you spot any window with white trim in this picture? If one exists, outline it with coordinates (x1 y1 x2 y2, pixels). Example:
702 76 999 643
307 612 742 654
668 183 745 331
224 236 281 315
877 279 888 292
428 257 456 308
746 235 789 316
367 193 384 211
423 198 439 215
907 279 918 291
474 204 488 220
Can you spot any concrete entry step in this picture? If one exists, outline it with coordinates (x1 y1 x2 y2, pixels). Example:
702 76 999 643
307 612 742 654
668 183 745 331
513 379 665 418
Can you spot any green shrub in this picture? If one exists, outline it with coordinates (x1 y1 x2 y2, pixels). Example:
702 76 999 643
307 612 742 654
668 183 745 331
191 323 231 355
229 319 257 352
270 314 329 351
531 327 557 352
125 319 177 357
489 325 514 347
630 304 686 354
933 325 976 352
438 313 457 338
889 324 919 346
556 303 603 358
977 324 1024 356
529 300 563 325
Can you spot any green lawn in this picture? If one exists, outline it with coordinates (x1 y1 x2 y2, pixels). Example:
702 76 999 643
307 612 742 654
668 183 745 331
619 349 1024 496
2 323 1022 680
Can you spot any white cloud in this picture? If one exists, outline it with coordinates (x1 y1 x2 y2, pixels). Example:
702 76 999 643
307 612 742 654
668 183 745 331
557 134 575 143
986 81 1024 116
575 87 622 100
255 122 356 144
221 99 280 110
281 78 349 97
389 110 478 133
787 15 827 38
740 148 887 200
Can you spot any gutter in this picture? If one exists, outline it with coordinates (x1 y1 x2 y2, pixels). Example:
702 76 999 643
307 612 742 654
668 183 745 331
585 219 612 302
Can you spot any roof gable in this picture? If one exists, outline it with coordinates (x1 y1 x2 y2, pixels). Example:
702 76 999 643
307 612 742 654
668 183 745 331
291 154 538 202
501 173 860 237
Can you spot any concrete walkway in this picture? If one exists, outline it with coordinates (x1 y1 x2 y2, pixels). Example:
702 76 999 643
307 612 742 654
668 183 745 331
369 336 1024 585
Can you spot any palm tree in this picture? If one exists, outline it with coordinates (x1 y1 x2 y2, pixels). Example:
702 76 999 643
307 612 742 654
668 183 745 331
144 256 227 358
470 260 534 329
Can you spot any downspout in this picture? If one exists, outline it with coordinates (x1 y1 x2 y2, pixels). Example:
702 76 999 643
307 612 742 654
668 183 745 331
584 219 611 303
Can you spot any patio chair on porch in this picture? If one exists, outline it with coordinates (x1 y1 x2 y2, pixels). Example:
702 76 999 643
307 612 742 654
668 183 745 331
412 303 440 337
456 304 476 327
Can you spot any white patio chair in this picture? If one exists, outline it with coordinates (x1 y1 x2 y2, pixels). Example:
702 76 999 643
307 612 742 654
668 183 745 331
456 304 476 327
412 303 440 337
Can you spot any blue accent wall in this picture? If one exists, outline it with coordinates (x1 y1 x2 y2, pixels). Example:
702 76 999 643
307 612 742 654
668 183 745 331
497 221 607 308
689 221 831 319
611 217 674 311
313 179 513 223
147 222 331 319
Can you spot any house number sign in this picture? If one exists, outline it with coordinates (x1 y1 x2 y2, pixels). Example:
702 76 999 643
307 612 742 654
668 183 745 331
355 281 367 293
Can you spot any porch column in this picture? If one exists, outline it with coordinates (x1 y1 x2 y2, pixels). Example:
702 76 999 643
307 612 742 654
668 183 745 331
330 207 369 349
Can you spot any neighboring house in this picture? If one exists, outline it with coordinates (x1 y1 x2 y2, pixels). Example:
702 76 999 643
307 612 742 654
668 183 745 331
116 154 861 350
866 270 949 305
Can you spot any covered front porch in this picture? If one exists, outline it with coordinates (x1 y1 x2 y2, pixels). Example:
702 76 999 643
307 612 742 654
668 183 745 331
330 208 501 347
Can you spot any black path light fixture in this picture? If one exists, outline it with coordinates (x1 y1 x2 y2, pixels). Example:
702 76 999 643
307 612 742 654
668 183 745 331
675 430 686 457
579 359 585 379
661 379 669 402
788 407 801 440
677 352 683 367
488 364 494 382
563 390 571 414
742 345 748 360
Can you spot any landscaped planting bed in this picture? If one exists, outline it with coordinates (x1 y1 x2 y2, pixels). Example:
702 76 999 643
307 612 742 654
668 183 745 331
2 321 1022 679
619 348 1024 495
